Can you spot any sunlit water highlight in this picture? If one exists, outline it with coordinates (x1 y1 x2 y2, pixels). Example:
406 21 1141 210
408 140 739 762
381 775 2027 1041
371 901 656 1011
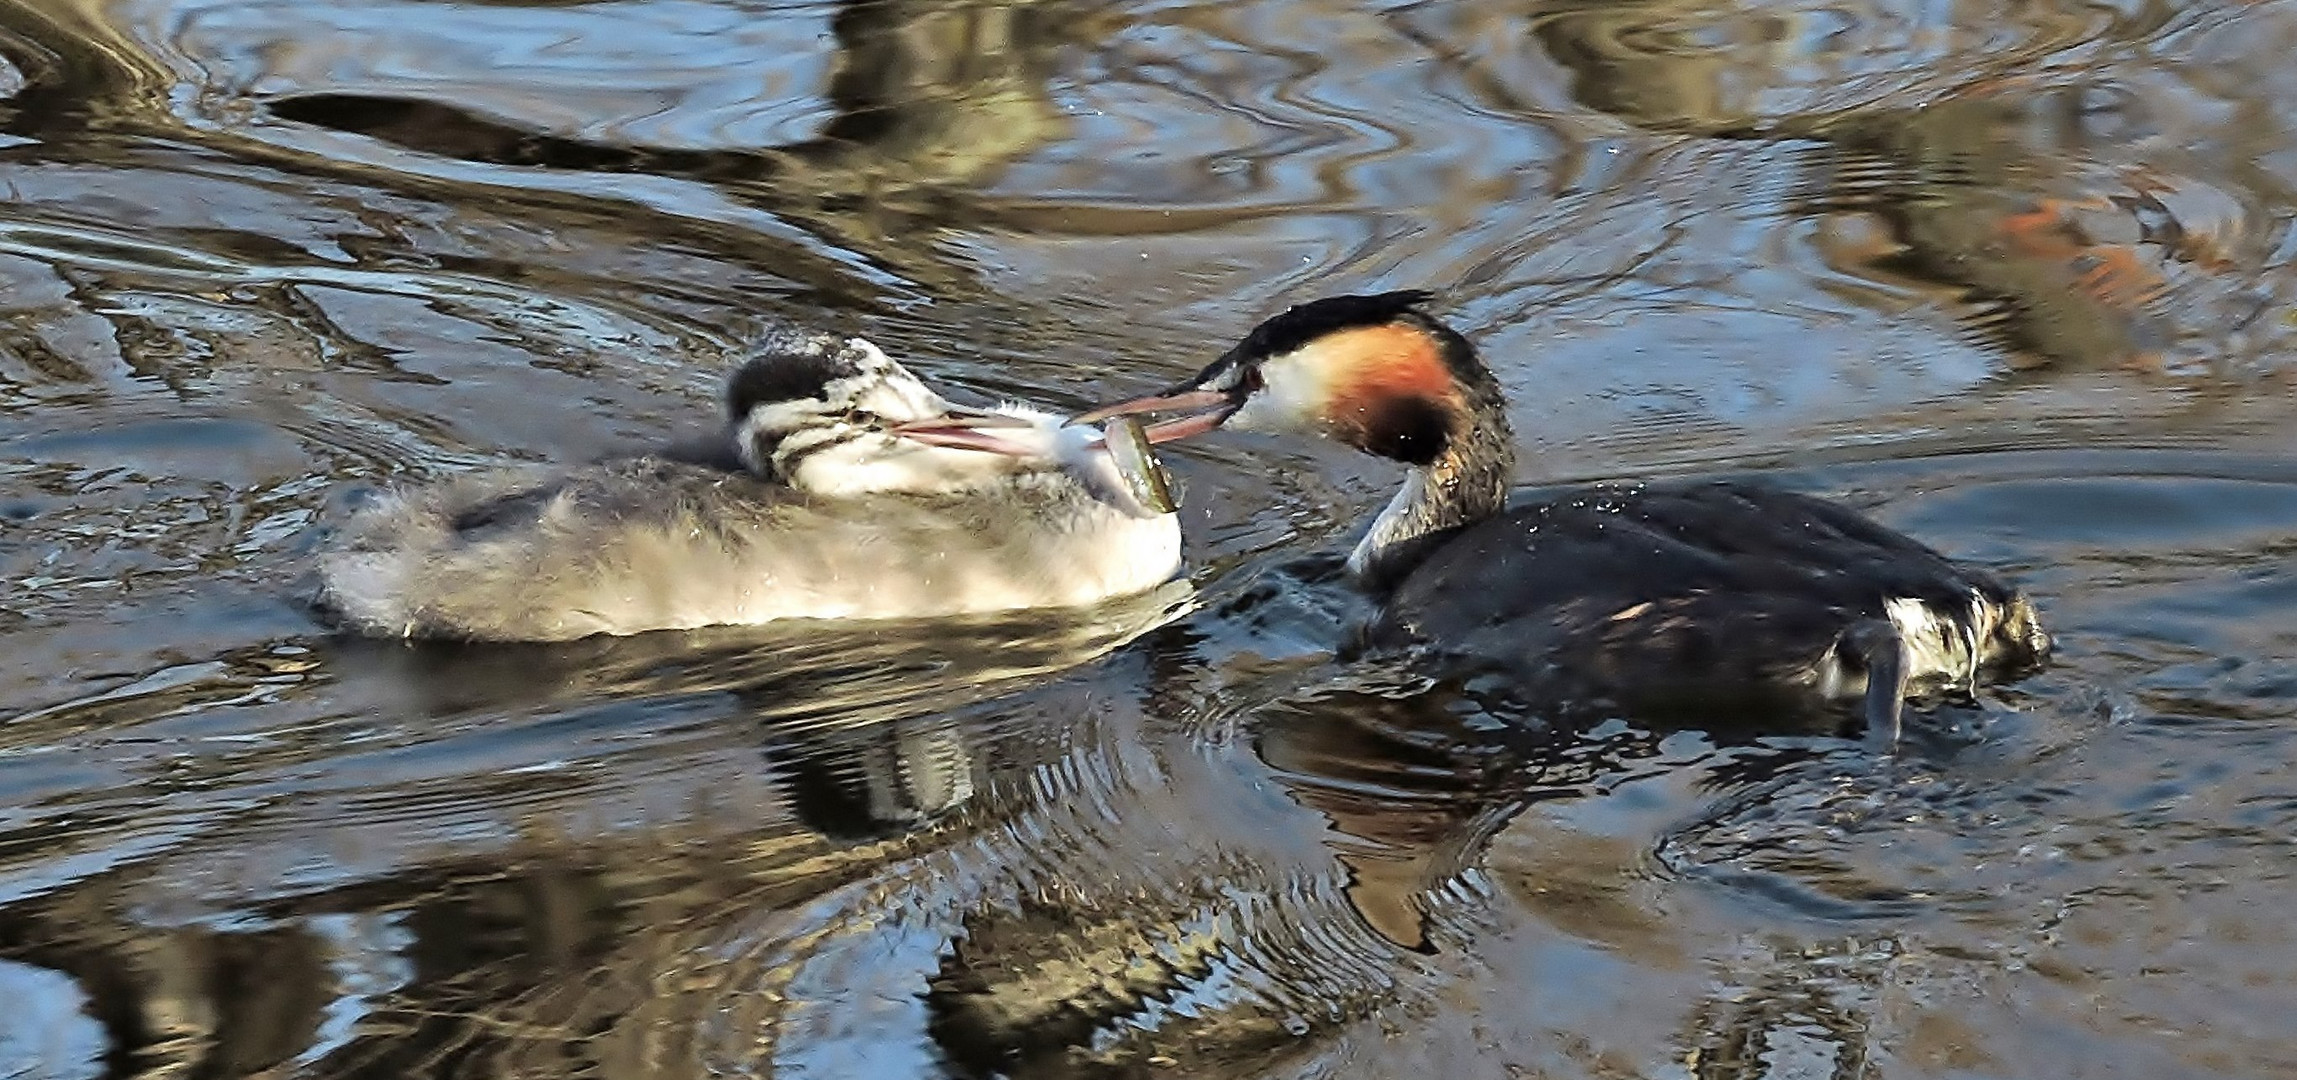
0 0 2294 1076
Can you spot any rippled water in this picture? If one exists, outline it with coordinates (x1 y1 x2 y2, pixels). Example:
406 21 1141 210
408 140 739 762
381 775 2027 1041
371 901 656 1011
1 0 2293 1076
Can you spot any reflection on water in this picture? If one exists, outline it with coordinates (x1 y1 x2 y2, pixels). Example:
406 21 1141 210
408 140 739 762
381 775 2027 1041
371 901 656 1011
0 0 2294 1076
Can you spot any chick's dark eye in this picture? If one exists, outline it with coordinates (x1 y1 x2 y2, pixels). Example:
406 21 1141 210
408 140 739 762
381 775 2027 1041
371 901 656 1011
1239 366 1264 393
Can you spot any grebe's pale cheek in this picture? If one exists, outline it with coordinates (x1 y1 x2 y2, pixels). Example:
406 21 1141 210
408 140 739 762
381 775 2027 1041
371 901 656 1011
1225 349 1340 435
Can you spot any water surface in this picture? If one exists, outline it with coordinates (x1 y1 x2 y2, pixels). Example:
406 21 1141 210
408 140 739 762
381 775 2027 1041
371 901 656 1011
1 0 2294 1076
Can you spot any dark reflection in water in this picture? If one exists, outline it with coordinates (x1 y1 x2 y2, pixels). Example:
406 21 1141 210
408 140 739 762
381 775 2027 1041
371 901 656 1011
0 0 2294 1076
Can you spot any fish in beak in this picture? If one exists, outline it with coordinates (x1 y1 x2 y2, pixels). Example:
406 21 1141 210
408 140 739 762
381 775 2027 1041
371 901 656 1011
894 403 1185 514
1071 388 1240 444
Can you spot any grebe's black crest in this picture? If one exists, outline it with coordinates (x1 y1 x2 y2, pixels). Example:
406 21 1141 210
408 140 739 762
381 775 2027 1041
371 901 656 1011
1162 290 1446 394
1229 290 1437 362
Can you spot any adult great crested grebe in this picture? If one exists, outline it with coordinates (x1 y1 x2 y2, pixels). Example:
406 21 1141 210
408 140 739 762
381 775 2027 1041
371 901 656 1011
317 333 1181 642
1081 291 2050 738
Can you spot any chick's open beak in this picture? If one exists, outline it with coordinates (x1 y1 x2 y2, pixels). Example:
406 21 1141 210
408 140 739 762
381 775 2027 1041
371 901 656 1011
890 408 1043 457
1072 388 1238 444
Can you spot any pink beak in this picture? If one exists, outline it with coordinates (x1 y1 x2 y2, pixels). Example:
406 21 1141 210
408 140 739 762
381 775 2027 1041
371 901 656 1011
888 411 1043 457
1071 388 1238 444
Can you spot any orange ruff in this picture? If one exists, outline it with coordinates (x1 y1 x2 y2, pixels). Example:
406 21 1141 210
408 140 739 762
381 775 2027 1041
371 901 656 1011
1314 324 1459 424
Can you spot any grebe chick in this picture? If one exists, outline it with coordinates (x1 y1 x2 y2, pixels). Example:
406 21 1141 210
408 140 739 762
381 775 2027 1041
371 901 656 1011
318 334 1181 642
1083 292 2049 738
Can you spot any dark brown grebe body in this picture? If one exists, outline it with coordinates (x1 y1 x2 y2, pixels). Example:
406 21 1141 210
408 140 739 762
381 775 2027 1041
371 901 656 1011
1084 292 2049 738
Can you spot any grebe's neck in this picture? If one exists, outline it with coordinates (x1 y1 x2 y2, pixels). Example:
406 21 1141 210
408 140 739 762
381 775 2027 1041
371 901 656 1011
1346 368 1515 590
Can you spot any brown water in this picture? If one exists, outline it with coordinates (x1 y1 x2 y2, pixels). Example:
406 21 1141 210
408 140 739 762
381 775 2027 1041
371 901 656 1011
1 0 2294 1076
